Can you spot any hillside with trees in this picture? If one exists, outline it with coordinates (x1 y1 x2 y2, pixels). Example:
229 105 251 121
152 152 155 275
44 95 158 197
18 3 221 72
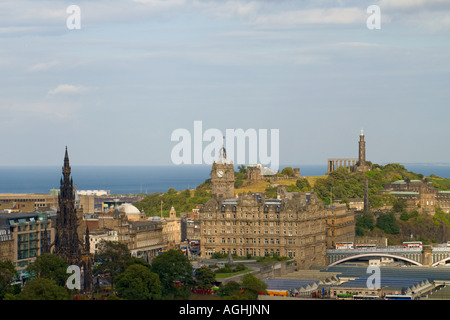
314 163 450 245
134 183 211 217
313 163 426 206
133 163 450 246
134 165 314 216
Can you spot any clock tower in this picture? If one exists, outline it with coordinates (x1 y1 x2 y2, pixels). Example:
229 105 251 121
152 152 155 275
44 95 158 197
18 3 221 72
211 145 235 199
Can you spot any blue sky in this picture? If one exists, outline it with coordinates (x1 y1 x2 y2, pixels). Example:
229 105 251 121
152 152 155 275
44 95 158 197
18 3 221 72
1 0 449 167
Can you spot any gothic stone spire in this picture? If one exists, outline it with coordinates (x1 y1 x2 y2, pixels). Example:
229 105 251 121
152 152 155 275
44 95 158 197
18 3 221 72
54 147 81 264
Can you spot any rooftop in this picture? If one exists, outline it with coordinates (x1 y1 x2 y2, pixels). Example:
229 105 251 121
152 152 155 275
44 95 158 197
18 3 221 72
322 265 450 283
389 191 419 195
391 180 423 185
0 211 47 227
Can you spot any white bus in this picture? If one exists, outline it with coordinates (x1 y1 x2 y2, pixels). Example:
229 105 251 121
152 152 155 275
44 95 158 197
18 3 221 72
335 242 354 250
402 241 422 249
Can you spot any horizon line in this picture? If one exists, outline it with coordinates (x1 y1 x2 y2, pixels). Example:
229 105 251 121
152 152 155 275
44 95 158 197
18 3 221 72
1 162 450 167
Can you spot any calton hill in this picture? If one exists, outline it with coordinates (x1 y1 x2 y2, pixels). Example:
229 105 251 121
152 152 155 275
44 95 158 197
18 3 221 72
134 163 450 246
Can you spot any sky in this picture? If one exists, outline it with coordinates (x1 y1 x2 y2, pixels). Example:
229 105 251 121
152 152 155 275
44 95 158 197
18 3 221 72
1 0 449 167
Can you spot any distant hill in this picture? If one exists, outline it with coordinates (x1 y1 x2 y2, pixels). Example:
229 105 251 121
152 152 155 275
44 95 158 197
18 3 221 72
315 163 450 245
133 184 210 217
133 163 450 246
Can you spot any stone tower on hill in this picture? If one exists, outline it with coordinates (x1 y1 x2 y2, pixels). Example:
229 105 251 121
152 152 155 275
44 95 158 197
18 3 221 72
210 144 235 200
354 129 371 172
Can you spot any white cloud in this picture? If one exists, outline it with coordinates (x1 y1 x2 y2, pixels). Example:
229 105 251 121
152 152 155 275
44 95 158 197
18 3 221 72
133 0 187 7
0 100 80 124
0 26 39 35
1 0 449 36
191 0 260 20
251 7 366 27
378 0 450 11
0 2 66 27
48 84 89 95
374 0 450 32
336 42 385 48
28 61 60 72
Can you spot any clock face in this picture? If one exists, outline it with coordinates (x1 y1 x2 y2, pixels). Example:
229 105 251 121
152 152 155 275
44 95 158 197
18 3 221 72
217 170 224 178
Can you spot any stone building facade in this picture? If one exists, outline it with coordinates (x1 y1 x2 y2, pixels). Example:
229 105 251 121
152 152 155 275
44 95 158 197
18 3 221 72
200 191 328 268
326 204 355 249
82 207 166 261
247 165 264 181
163 207 181 249
200 146 330 269
0 193 94 214
127 219 165 260
381 178 450 214
82 203 183 261
0 211 53 271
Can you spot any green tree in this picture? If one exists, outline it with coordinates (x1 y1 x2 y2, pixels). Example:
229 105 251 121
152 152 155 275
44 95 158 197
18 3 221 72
280 167 294 177
238 165 247 174
94 240 135 288
296 178 311 192
115 264 162 300
26 253 69 287
265 186 277 198
313 177 334 205
218 281 242 299
355 225 365 237
241 274 267 300
369 194 383 208
393 198 407 213
410 210 419 218
195 266 216 290
6 278 70 300
234 179 244 188
0 260 17 300
135 186 211 217
400 211 410 221
356 211 375 231
313 163 428 206
194 184 210 198
183 188 191 199
376 212 400 234
150 249 193 299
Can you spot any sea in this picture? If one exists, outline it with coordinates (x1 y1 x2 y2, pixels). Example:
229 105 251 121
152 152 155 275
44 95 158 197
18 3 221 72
0 163 449 195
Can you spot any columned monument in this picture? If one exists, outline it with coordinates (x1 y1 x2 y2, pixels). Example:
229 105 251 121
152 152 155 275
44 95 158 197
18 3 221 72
327 130 371 173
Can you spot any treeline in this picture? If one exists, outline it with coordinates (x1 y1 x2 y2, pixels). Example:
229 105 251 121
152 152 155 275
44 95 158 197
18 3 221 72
133 163 450 245
265 178 311 198
355 208 450 245
134 182 211 217
134 166 313 215
313 163 426 206
0 242 267 300
312 163 450 244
